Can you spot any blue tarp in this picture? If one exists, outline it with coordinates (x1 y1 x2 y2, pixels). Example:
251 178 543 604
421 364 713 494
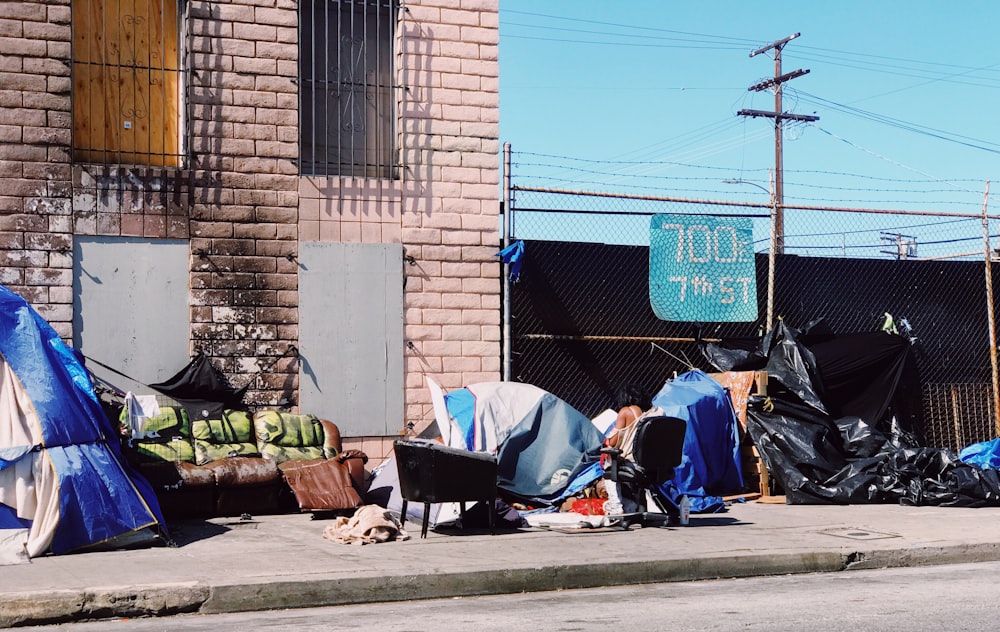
652 369 744 513
960 439 1000 470
495 240 525 282
0 284 164 557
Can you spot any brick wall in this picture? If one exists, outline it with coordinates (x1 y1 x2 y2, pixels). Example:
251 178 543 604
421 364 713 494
185 0 300 407
0 0 74 338
65 0 301 408
3 0 500 447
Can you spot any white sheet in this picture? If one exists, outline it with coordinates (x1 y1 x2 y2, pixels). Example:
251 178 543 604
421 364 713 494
0 360 60 560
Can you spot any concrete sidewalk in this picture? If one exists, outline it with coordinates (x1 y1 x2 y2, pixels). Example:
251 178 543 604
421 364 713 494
5 501 1000 628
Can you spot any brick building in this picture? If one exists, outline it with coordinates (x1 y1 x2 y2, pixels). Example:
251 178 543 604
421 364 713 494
0 0 501 461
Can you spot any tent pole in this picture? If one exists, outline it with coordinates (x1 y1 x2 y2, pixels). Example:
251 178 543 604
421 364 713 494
981 181 1000 436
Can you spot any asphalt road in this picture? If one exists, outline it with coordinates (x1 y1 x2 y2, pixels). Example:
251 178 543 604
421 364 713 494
27 561 1000 631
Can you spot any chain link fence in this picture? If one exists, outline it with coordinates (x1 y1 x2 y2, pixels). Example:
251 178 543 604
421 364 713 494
505 185 1000 453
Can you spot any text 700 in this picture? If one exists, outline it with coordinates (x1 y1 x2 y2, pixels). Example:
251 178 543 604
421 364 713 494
660 223 749 263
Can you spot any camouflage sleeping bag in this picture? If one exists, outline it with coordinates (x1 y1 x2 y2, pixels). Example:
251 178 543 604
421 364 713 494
192 409 260 465
253 410 333 463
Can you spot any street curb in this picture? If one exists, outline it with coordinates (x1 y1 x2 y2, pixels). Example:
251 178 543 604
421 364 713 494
0 583 206 628
4 545 996 627
0 551 842 627
845 542 1000 570
200 550 845 614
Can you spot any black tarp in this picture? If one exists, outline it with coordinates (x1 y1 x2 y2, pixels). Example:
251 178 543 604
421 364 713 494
701 319 922 436
702 321 1000 507
149 352 248 421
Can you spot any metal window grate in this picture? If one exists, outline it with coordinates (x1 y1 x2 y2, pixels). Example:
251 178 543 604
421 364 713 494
299 0 397 178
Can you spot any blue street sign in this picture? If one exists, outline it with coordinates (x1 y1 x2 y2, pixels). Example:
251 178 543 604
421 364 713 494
649 214 758 322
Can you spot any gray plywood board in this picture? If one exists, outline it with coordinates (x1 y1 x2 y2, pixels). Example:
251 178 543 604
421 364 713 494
299 242 403 436
73 237 190 390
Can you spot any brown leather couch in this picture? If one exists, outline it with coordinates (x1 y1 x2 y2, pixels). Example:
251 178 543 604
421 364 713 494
125 407 368 521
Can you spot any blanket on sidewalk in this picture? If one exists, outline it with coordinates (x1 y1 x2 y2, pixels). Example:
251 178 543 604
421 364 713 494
323 505 409 545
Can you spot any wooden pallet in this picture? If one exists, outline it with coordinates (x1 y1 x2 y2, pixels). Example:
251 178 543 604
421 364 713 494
709 370 773 497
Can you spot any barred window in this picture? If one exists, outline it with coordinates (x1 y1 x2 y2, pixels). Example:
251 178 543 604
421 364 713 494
72 0 184 167
300 0 396 178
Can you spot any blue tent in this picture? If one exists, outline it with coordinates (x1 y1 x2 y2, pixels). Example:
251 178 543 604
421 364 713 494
652 370 744 513
0 285 164 561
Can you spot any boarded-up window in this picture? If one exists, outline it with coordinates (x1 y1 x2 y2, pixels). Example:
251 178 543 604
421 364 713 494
298 242 404 436
72 0 183 167
73 237 190 387
300 0 396 178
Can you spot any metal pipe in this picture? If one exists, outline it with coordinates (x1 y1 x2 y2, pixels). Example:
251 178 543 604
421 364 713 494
502 142 511 382
918 250 992 261
399 1 406 187
767 170 777 332
722 176 776 331
517 334 721 343
515 186 770 209
513 186 1000 219
773 46 784 255
951 386 963 451
981 181 1000 435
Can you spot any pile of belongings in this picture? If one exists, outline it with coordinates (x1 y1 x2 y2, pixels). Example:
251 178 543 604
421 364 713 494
367 372 746 531
701 318 1000 506
367 380 607 529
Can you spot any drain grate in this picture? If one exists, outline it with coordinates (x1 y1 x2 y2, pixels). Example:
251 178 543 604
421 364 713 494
820 527 900 540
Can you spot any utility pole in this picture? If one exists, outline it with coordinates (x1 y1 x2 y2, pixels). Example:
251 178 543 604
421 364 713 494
738 33 818 254
879 232 917 260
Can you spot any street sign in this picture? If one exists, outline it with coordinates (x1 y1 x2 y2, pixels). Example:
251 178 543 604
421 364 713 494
649 214 758 322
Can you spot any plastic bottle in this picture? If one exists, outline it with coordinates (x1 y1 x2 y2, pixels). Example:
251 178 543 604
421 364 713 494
679 495 690 526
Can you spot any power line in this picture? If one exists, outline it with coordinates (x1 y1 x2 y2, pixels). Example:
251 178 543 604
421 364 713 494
797 91 1000 154
501 33 748 50
793 43 1000 74
782 169 988 184
813 126 996 191
502 20 751 49
514 151 768 171
516 160 982 197
502 10 762 46
788 51 1000 90
512 151 990 199
503 11 1000 90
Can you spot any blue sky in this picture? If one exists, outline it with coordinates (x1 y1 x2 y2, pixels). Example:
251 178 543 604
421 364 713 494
498 2 1000 257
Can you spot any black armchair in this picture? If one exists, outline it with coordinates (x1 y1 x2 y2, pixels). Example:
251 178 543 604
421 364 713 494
393 439 498 538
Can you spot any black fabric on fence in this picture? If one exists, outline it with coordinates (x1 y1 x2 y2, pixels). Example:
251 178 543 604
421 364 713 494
509 240 992 433
701 319 923 439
